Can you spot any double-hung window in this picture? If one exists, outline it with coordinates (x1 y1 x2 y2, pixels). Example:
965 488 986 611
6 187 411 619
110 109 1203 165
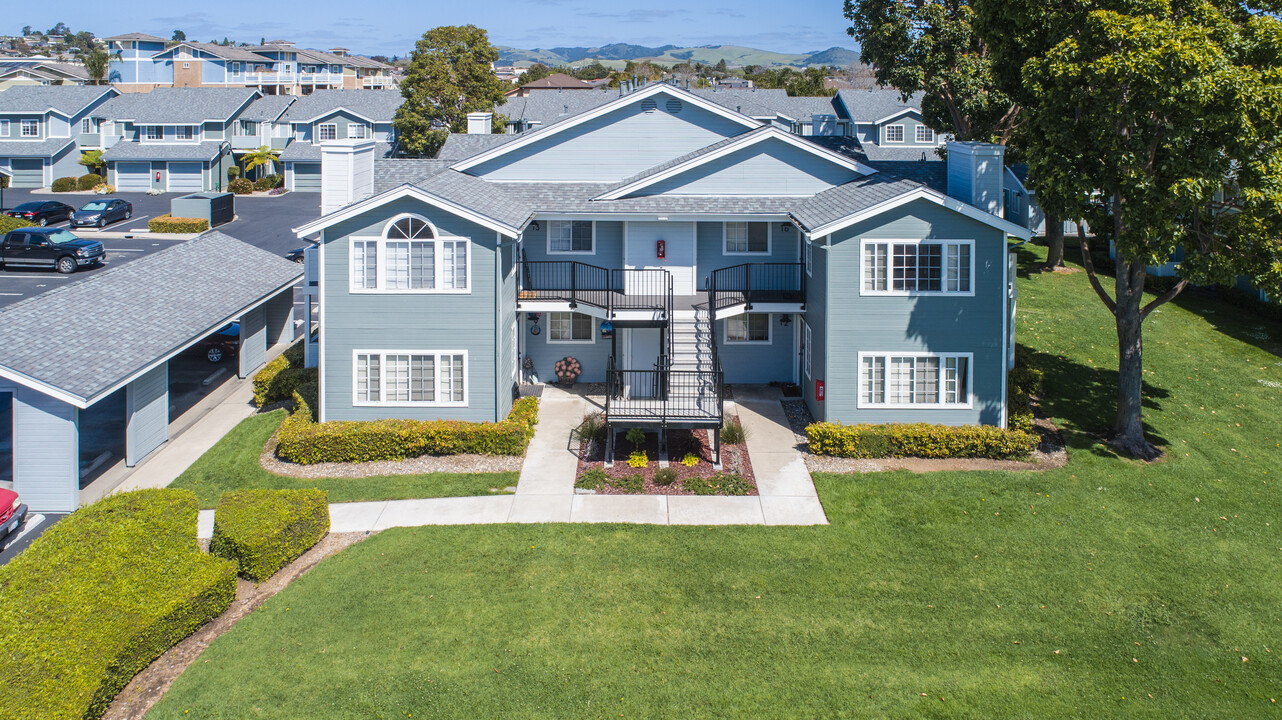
0 120 9 137
548 312 593 343
80 118 91 133
142 125 162 141
726 313 771 343
318 123 337 141
859 353 970 407
20 119 39 137
349 215 468 292
862 240 972 295
348 124 368 139
355 351 466 405
231 61 242 76
915 125 935 143
174 126 194 141
725 221 769 254
547 220 593 254
804 238 814 276
237 121 257 137
802 320 812 378
885 124 904 143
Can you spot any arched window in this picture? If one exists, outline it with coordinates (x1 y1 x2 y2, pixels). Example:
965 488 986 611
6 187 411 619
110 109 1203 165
385 215 435 240
350 214 467 292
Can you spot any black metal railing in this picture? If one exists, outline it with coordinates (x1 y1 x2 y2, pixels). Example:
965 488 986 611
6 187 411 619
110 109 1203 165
519 253 673 320
604 354 724 425
706 262 806 314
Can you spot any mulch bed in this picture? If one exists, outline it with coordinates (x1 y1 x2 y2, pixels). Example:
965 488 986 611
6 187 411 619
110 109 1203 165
574 418 757 496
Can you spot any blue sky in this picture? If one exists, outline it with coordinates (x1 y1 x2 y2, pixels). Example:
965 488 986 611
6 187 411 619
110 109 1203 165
12 1 856 57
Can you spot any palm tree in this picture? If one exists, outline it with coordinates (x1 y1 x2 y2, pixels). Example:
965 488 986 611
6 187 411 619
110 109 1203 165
82 47 122 85
241 145 280 180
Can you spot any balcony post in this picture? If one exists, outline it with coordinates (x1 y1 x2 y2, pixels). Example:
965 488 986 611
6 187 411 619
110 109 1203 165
745 264 753 310
569 261 577 309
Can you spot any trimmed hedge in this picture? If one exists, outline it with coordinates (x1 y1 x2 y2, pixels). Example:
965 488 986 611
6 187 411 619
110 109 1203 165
0 489 236 720
0 216 36 234
1007 360 1045 434
228 178 254 194
251 342 312 407
807 422 1038 460
51 176 78 192
210 489 329 581
277 395 540 464
253 173 283 191
149 214 210 233
77 173 103 190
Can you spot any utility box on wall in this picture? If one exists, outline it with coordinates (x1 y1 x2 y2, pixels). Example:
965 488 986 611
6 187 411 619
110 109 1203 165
171 192 235 228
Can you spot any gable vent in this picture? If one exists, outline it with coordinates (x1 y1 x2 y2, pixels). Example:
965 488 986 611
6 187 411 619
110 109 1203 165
666 99 683 114
640 99 658 113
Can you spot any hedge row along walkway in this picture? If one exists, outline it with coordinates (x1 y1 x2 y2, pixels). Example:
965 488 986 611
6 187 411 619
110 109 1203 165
193 386 828 535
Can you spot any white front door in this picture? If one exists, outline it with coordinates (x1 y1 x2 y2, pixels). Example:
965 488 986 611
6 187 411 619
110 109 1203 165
626 327 663 398
625 221 696 296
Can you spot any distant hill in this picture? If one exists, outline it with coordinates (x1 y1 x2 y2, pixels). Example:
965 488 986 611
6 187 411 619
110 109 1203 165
496 44 859 69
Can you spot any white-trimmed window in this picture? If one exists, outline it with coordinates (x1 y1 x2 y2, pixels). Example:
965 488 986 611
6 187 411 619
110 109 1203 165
724 221 769 254
547 220 593 254
859 353 971 407
318 123 337 141
237 120 258 137
142 125 162 141
174 125 194 141
915 125 935 143
802 320 812 379
348 123 368 139
548 312 593 343
804 239 814 277
885 124 904 143
862 240 972 295
20 119 39 137
231 61 242 76
726 313 771 343
80 118 91 133
0 120 9 137
348 215 469 293
354 351 467 406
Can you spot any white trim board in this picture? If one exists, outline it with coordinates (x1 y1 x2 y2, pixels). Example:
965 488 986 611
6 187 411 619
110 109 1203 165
806 187 1033 240
293 183 523 239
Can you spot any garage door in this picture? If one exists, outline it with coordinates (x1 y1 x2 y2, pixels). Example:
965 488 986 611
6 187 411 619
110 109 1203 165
116 162 151 191
9 158 44 188
167 162 204 193
291 162 321 191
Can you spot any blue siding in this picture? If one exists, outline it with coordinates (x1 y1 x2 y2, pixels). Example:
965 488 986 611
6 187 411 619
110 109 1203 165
695 221 799 289
635 139 857 197
716 315 795 384
521 313 612 384
320 196 502 422
802 237 828 420
467 90 748 182
495 242 518 417
824 199 1007 426
10 386 79 513
520 220 624 266
877 112 940 149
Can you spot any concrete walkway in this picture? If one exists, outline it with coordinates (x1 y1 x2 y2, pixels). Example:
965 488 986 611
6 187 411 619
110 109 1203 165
194 385 827 538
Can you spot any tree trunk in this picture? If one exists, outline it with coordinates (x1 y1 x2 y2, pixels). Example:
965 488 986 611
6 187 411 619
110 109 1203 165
1110 258 1160 460
1043 212 1065 269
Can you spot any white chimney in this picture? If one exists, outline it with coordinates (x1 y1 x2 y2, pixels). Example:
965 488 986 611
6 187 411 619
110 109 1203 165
467 112 493 135
946 141 1005 217
811 114 838 137
321 139 376 215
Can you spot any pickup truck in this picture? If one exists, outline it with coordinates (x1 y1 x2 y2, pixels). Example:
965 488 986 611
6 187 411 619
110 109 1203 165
0 488 27 546
0 227 105 274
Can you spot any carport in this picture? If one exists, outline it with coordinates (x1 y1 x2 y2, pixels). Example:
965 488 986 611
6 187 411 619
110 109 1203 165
0 231 302 512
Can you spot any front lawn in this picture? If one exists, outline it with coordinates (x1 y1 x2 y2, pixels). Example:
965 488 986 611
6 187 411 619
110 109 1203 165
170 410 518 509
149 245 1282 717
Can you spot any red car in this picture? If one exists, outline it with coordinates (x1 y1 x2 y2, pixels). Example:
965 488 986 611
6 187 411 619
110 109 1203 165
0 488 27 543
194 323 241 363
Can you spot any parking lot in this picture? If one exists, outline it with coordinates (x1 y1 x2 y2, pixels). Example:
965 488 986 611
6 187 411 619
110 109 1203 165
0 189 320 309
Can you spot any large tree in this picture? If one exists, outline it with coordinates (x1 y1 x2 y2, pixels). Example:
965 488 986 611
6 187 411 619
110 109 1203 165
984 0 1282 457
82 48 110 85
394 25 508 158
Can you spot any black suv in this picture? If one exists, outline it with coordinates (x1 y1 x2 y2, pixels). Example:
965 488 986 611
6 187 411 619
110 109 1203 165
0 228 106 274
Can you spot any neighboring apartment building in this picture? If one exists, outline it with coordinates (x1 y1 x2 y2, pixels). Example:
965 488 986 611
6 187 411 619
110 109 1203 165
0 60 89 90
105 35 394 95
294 83 1028 445
93 87 256 192
506 72 595 97
276 90 402 191
0 85 117 187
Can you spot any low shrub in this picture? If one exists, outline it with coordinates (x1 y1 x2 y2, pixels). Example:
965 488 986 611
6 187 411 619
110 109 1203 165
148 215 210 233
625 427 646 447
685 471 752 496
654 467 677 486
227 166 240 180
251 342 312 407
806 422 1038 460
277 395 540 464
613 474 644 493
576 468 608 490
210 489 329 582
228 178 254 194
1007 355 1045 434
575 411 605 444
294 380 319 420
77 173 103 190
0 216 35 234
253 174 283 191
681 453 699 467
268 186 289 195
0 489 236 720
627 451 648 468
51 176 78 192
96 184 117 194
720 419 747 445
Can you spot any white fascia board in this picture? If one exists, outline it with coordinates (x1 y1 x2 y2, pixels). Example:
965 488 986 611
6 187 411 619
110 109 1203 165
808 187 1032 240
593 127 877 201
450 83 763 172
300 108 379 124
293 183 522 239
0 367 88 408
874 107 920 125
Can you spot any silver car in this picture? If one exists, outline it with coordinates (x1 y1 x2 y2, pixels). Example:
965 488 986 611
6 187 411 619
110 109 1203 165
71 198 133 229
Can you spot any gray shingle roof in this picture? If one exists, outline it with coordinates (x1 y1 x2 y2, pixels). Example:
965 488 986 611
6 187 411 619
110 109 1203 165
169 42 271 63
0 86 114 116
101 141 224 162
791 175 926 230
279 141 393 162
93 88 259 124
280 90 403 123
495 90 619 125
0 231 301 403
690 88 794 118
808 136 946 190
0 61 89 81
435 133 517 161
239 95 295 122
835 89 924 123
0 137 76 158
104 32 166 42
374 159 447 194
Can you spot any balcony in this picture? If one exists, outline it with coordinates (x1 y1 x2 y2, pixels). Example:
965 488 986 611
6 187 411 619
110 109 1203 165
707 262 806 316
517 256 672 320
361 76 396 89
231 135 264 150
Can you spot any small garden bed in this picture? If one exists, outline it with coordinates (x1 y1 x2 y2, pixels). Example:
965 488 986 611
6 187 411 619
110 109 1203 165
573 415 757 496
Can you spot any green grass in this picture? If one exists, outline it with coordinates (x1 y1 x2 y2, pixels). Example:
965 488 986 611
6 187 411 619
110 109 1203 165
149 245 1282 717
170 410 518 509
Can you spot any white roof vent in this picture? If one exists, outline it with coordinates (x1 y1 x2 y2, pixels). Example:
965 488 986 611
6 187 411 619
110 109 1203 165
640 99 657 113
666 99 683 114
